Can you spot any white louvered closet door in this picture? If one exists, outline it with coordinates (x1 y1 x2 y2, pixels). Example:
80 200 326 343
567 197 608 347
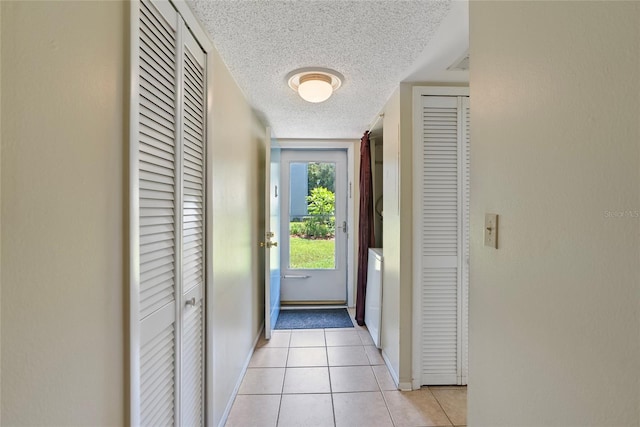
416 95 469 386
136 1 179 424
180 27 206 427
131 0 206 425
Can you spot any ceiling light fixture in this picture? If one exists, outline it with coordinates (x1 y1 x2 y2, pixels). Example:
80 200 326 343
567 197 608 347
287 68 343 103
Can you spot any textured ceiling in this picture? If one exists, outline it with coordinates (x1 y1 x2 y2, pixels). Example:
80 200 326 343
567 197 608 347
188 0 461 139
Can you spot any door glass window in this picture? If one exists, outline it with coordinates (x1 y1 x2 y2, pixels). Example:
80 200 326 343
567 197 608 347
288 162 336 269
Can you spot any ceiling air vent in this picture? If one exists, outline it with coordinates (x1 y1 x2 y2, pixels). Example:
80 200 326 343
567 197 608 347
448 52 469 71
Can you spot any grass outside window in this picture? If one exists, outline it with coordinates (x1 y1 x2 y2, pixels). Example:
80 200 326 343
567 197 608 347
289 237 335 269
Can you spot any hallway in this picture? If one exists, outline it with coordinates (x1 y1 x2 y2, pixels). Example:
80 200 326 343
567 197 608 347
226 311 467 427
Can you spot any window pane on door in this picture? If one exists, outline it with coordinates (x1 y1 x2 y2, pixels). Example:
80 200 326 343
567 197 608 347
289 162 336 269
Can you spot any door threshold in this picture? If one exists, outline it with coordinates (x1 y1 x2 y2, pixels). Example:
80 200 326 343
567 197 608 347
281 304 348 310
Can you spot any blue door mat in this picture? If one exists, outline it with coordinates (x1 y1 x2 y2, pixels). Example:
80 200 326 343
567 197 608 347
274 308 354 329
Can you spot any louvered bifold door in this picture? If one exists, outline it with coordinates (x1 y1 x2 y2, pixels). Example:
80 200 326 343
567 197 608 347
134 1 180 425
132 0 207 425
179 27 206 427
418 96 460 385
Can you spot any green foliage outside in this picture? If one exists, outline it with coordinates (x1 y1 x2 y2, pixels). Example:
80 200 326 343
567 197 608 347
289 237 335 269
289 187 335 239
307 163 335 194
306 186 335 237
289 167 337 269
289 221 306 236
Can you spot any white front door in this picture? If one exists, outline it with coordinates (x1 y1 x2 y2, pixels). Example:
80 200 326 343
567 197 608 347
280 150 348 304
264 131 281 339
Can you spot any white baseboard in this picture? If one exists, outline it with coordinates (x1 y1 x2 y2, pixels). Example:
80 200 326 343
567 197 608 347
398 381 413 391
380 349 413 391
217 323 264 427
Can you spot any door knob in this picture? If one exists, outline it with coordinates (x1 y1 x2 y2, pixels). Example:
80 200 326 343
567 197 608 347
267 241 278 248
185 297 196 307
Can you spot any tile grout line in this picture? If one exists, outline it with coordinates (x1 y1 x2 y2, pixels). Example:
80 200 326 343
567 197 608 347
273 341 290 427
324 329 338 427
378 389 397 427
429 387 456 427
371 364 397 427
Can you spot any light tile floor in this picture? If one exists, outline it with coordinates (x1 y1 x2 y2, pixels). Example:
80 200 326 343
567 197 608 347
226 310 467 427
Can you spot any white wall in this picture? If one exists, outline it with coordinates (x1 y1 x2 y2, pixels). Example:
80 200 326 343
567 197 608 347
209 44 266 427
1 2 126 424
469 2 640 425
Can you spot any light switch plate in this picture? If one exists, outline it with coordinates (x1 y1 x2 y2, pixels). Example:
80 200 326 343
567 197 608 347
484 214 498 248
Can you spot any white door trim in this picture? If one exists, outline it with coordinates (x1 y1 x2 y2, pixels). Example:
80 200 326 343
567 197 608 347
278 139 357 307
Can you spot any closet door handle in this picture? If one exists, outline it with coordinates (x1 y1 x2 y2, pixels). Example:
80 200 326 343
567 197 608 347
185 297 196 307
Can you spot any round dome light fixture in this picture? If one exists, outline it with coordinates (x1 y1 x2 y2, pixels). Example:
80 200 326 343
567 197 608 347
287 68 343 103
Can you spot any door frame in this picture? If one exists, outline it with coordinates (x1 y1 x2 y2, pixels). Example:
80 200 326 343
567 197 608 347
279 139 358 307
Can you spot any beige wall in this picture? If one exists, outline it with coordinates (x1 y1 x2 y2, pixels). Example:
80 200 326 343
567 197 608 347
0 2 266 425
380 86 414 387
381 88 401 381
208 44 266 427
397 84 415 388
1 1 126 425
0 2 3 418
382 83 443 389
469 1 640 425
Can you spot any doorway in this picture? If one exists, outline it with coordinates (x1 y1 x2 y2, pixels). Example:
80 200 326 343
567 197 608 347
280 149 348 304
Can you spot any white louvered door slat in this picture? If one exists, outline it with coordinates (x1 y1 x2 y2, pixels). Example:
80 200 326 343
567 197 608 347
136 1 179 425
180 27 205 427
140 304 176 426
132 0 206 425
